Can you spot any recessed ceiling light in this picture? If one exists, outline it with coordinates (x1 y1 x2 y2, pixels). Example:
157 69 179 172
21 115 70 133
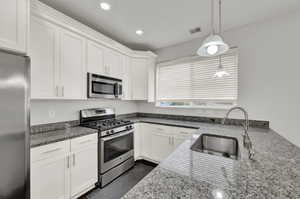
100 2 111 10
136 30 143 35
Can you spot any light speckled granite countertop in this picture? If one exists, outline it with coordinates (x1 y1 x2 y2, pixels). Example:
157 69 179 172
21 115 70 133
122 125 300 199
30 127 98 148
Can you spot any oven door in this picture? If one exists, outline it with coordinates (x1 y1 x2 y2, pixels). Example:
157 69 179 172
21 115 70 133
100 130 134 173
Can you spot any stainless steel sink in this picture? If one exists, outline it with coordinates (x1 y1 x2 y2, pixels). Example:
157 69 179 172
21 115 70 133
191 134 240 160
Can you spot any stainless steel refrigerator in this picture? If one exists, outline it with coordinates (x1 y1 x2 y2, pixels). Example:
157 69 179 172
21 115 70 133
0 49 30 199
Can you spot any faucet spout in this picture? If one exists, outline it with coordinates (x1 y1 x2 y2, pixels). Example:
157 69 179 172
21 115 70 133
222 106 254 160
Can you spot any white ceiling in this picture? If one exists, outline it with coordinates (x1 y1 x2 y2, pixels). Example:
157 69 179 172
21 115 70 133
39 0 300 51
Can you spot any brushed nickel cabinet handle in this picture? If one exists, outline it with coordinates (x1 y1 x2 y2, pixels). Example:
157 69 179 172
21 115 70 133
42 148 60 154
73 154 75 166
67 156 70 169
56 86 59 97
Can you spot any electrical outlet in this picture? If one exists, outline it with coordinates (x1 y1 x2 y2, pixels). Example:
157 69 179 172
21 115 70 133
48 110 55 118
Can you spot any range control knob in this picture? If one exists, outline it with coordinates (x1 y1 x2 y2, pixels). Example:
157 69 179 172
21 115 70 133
110 130 114 134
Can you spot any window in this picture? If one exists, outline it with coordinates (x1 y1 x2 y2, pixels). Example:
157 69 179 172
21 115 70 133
156 50 238 108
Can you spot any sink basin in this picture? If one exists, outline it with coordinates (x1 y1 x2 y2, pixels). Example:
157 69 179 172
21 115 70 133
191 133 240 160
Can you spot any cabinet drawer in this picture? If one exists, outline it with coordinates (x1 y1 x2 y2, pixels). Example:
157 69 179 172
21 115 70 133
169 126 197 136
71 133 98 151
31 141 68 162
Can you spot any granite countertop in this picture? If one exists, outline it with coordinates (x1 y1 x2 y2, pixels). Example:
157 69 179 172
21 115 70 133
122 125 300 199
30 127 98 148
30 117 205 148
127 117 204 129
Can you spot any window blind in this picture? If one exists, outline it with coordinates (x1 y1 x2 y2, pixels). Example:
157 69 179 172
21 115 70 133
157 52 238 102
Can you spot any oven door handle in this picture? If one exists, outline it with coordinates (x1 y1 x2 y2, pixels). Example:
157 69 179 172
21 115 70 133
101 130 133 142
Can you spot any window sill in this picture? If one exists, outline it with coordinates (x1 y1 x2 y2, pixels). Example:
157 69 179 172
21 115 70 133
155 104 236 110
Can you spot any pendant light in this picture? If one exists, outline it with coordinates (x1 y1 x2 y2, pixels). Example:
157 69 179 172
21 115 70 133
213 55 230 78
213 0 230 77
197 0 229 57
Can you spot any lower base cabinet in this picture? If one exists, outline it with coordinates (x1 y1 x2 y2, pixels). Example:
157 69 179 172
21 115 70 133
31 134 98 199
134 123 197 163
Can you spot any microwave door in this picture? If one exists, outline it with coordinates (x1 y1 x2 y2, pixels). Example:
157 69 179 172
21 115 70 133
91 81 115 98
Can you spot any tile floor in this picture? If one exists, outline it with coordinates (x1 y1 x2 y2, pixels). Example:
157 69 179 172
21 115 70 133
80 161 156 199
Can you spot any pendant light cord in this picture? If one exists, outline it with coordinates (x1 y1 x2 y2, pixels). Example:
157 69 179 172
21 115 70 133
219 0 222 34
211 0 215 34
218 0 222 67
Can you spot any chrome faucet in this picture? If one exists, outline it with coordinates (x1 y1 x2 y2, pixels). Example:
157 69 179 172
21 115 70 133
222 107 255 160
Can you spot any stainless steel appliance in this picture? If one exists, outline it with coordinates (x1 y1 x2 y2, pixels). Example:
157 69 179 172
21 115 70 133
80 108 134 187
0 49 30 199
87 73 122 99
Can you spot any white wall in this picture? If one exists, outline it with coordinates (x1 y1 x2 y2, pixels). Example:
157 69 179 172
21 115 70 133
31 99 138 125
138 10 300 147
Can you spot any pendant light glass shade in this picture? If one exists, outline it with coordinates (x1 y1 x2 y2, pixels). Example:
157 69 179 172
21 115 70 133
197 0 229 57
197 34 229 57
213 66 230 78
213 56 230 78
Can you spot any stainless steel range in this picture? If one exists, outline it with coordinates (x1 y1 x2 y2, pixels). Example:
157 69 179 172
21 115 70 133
80 108 134 187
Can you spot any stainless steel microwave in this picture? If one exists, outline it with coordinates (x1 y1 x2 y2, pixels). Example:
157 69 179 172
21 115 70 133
87 73 122 99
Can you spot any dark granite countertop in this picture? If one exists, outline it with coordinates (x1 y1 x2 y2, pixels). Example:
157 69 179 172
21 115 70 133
127 117 201 129
122 125 300 199
30 127 98 148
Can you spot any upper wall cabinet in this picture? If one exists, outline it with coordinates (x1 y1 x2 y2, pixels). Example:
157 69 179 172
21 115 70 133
0 0 28 53
86 40 105 75
87 40 123 79
104 48 123 79
30 16 59 99
30 16 85 100
131 58 150 100
59 29 85 99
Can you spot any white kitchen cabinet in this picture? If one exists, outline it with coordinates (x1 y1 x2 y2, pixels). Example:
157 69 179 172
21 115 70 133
122 55 132 100
151 129 174 162
0 0 28 53
30 16 86 100
30 15 59 99
148 58 156 102
31 134 98 199
70 135 97 199
104 48 123 79
137 123 197 163
31 141 70 199
133 123 141 160
140 124 153 160
59 29 86 99
131 58 149 100
86 40 105 75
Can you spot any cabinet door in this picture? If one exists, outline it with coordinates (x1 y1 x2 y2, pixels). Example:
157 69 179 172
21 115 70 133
87 40 105 75
59 29 85 99
171 127 196 149
0 0 28 53
134 124 141 160
105 48 123 79
151 130 173 162
122 55 132 100
148 58 156 102
173 136 188 149
131 58 148 100
30 16 59 99
70 144 97 198
140 124 152 159
31 155 70 199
